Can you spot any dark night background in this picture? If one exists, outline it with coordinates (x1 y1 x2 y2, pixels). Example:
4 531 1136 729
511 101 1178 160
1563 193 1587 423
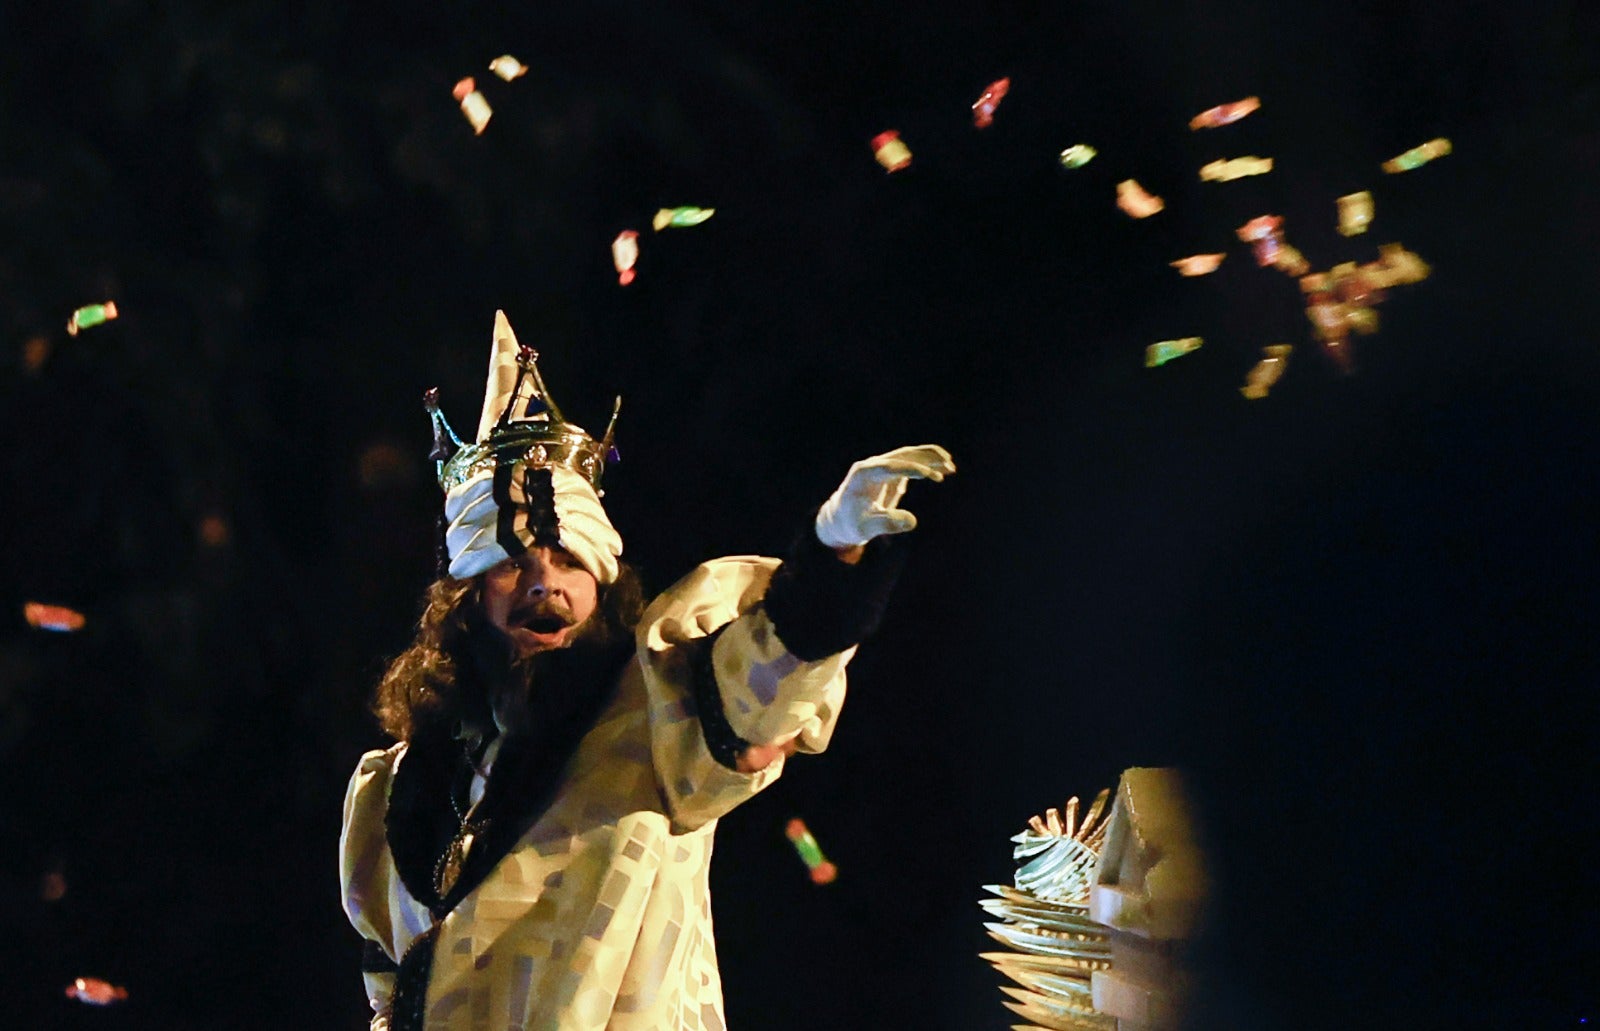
2 1 1596 1028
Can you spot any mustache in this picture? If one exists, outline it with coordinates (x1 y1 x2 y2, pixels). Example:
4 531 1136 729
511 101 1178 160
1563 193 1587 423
511 599 578 632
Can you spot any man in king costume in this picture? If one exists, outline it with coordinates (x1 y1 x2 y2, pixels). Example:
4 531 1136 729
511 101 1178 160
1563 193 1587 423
339 311 955 1030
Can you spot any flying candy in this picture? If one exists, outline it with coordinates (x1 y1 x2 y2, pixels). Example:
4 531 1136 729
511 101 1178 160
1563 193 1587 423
1145 337 1203 368
611 231 639 286
453 77 492 135
1240 345 1293 400
1382 137 1451 174
871 130 912 173
1058 144 1096 169
65 978 128 1006
971 77 1011 129
1236 215 1289 268
652 206 715 232
488 55 528 81
24 602 85 632
1337 191 1373 236
1271 244 1310 277
1365 243 1431 288
1189 96 1261 130
785 818 837 885
1170 253 1225 276
1116 179 1164 219
66 301 118 336
1199 156 1273 182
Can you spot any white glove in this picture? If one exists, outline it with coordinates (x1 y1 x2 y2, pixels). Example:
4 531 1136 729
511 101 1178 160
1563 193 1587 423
815 444 956 550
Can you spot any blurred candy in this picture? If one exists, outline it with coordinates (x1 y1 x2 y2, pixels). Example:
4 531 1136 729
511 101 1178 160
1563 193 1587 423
65 978 127 1006
1058 144 1097 169
1337 191 1373 236
611 230 639 286
1240 345 1293 400
1236 215 1287 267
785 818 837 885
21 334 51 373
453 77 492 135
1270 244 1310 277
24 602 85 632
1189 96 1261 130
488 55 528 81
871 130 912 173
1116 179 1164 218
66 301 118 337
1199 156 1273 182
1366 242 1431 287
651 207 715 232
1382 137 1451 173
1145 337 1203 367
971 77 1011 129
1170 253 1225 276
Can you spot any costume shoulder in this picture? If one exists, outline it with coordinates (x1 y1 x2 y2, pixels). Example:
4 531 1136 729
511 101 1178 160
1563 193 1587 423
342 743 407 828
637 556 782 651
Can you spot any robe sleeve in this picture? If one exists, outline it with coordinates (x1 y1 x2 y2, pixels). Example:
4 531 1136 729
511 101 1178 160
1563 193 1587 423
339 744 417 1025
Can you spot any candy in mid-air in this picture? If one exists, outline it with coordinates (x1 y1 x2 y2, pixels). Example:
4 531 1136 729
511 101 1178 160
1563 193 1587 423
1366 243 1431 287
66 301 118 336
1189 96 1261 130
1199 156 1273 182
1236 214 1287 267
971 77 1011 129
1270 244 1310 277
1145 337 1203 367
651 206 715 232
1170 253 1225 276
65 978 128 1006
1058 144 1096 169
488 55 528 81
871 130 912 173
24 602 85 632
453 77 492 134
785 818 837 885
1337 191 1373 236
1116 179 1164 218
1382 137 1451 173
610 231 639 286
1240 344 1293 400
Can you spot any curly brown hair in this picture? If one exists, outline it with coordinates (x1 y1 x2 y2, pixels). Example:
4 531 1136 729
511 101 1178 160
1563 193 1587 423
373 564 645 741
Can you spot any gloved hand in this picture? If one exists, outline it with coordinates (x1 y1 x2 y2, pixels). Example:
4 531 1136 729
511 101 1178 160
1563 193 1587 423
814 445 956 550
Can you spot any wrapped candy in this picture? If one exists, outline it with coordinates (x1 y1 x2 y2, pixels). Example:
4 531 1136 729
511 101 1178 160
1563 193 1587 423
1236 215 1290 268
1382 137 1451 173
971 77 1011 129
1337 191 1373 236
1189 96 1261 130
1270 244 1310 277
1366 243 1431 287
65 978 128 1006
1145 337 1203 367
1116 179 1164 218
785 818 837 885
651 206 715 232
66 301 118 336
1057 144 1096 169
1170 253 1225 276
453 77 492 135
611 231 639 286
871 130 912 173
1199 156 1273 182
488 55 528 81
24 602 85 632
1240 345 1292 400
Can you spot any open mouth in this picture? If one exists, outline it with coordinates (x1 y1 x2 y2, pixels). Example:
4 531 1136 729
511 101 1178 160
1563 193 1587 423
506 606 575 653
521 614 568 635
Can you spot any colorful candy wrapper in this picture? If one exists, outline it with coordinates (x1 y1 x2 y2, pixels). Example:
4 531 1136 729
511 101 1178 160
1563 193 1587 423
1270 244 1310 277
871 130 912 173
651 206 715 232
611 231 639 286
1058 144 1096 169
65 978 128 1006
1367 243 1430 287
488 55 528 81
24 602 85 632
1236 215 1287 267
1189 96 1261 130
1116 179 1164 218
1240 344 1292 400
1337 191 1373 236
1145 337 1203 367
1382 137 1451 174
785 818 837 885
453 77 492 135
1170 253 1225 277
1199 156 1273 182
66 301 118 336
971 77 1011 129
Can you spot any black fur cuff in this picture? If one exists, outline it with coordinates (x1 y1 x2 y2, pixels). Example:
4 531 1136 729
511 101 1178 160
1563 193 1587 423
689 626 750 771
762 514 910 662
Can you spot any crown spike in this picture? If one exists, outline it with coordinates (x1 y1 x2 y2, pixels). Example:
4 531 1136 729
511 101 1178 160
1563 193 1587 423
424 388 466 477
517 345 566 424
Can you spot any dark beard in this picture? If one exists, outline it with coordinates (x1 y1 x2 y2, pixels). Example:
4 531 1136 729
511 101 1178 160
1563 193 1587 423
464 613 630 739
